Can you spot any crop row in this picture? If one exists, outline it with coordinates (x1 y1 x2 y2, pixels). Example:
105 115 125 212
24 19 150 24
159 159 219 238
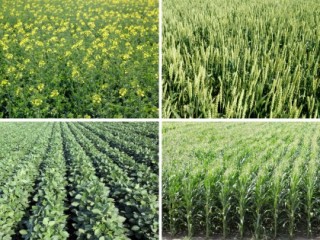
163 123 320 239
0 124 52 238
0 123 49 187
0 122 158 239
67 123 158 239
21 123 68 239
79 123 158 172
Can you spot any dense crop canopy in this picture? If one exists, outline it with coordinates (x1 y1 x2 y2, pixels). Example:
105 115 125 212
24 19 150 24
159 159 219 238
163 0 320 118
0 0 158 118
163 123 320 239
0 122 159 239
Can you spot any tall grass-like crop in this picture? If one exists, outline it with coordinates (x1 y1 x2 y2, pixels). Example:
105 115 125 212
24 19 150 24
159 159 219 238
236 165 253 239
163 0 320 118
218 168 236 239
163 122 320 239
306 129 319 237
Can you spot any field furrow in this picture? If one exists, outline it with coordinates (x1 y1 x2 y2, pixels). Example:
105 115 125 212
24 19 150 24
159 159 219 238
71 122 157 189
163 123 320 239
0 124 52 239
66 123 158 240
80 122 158 172
0 122 158 239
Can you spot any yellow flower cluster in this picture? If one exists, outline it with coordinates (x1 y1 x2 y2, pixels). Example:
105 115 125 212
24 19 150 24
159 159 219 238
1 80 10 87
137 89 145 97
50 90 59 98
92 94 102 104
37 83 45 92
119 88 128 97
0 0 158 117
31 99 43 107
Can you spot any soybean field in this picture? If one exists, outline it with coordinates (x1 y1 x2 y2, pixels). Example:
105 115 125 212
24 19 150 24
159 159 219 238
0 0 158 118
163 123 320 239
163 0 320 118
0 122 158 239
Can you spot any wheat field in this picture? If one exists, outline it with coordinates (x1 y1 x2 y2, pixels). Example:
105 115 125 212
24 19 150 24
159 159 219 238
162 0 320 118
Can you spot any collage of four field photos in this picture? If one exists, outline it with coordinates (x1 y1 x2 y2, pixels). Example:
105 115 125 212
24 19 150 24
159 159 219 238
1 0 320 239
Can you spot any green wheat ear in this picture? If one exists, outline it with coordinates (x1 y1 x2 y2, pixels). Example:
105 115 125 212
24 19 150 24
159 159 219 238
163 0 320 118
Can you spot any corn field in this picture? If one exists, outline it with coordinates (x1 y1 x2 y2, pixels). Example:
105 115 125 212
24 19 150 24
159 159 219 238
162 0 320 118
163 123 320 239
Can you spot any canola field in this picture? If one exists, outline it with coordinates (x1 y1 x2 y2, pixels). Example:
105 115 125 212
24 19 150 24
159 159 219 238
163 123 320 239
0 0 158 118
0 122 158 239
162 0 320 118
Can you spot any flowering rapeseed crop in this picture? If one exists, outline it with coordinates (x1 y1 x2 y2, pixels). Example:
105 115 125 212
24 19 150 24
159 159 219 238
0 0 158 118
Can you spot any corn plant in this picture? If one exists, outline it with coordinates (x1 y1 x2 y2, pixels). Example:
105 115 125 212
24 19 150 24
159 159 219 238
253 166 271 239
203 166 221 238
236 165 254 239
306 129 320 237
218 168 236 239
163 122 320 239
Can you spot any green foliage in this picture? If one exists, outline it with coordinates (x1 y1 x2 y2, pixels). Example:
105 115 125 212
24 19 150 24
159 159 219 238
163 122 320 238
163 0 320 118
0 0 158 118
22 124 68 239
66 122 159 239
0 124 52 238
0 122 158 239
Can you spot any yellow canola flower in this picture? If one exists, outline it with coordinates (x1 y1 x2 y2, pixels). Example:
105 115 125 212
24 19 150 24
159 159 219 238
136 89 145 97
101 83 109 90
143 52 151 58
5 53 13 60
88 22 95 29
39 60 46 67
1 80 10 87
0 80 10 87
37 83 45 92
151 106 158 113
92 94 102 104
72 68 80 78
50 90 59 98
31 99 43 107
35 41 44 47
65 51 72 57
7 66 16 74
119 88 127 97
87 61 95 69
122 54 130 60
15 87 22 96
